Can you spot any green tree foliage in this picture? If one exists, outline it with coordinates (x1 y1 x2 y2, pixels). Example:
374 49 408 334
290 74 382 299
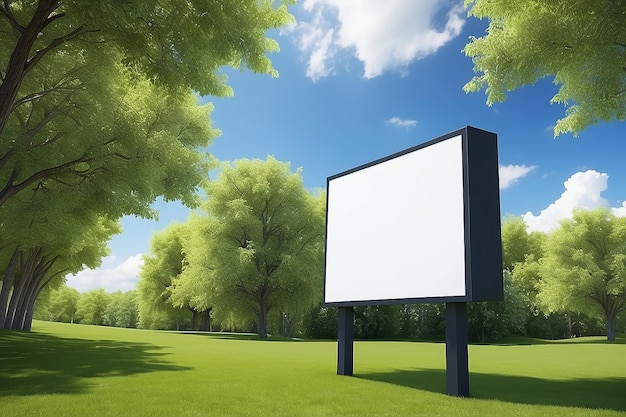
354 305 402 339
0 205 119 330
138 222 208 330
463 0 626 136
75 288 109 326
537 208 626 341
0 0 294 140
48 285 80 323
182 157 325 338
303 304 338 339
104 290 139 328
467 271 530 343
1 0 294 331
501 215 545 271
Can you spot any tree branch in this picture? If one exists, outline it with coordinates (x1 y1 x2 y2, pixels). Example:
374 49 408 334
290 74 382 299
0 153 95 206
25 24 87 73
0 0 64 136
0 0 26 33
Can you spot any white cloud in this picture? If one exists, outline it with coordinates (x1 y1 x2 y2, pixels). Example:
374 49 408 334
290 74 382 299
499 164 536 190
297 8 337 80
386 116 417 128
523 170 618 233
612 202 626 217
65 254 144 293
295 0 465 80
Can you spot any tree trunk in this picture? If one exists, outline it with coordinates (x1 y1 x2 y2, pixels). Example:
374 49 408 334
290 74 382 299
11 248 53 330
12 263 40 330
23 298 37 331
257 304 269 338
190 309 198 331
0 0 60 138
567 315 573 338
4 249 38 329
606 313 616 342
199 308 211 332
279 312 295 337
0 249 19 328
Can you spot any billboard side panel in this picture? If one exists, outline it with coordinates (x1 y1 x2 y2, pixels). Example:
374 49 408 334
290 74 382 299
466 127 503 301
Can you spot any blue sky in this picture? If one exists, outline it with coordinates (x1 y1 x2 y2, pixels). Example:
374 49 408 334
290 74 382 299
67 1 626 292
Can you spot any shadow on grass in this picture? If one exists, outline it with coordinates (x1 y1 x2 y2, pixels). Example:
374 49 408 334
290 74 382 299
0 330 190 397
357 368 626 412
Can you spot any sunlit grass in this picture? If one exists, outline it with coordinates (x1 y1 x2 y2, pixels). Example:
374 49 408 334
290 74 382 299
0 321 624 417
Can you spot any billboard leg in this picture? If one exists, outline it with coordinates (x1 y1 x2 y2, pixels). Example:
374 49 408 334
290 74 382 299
446 302 469 397
337 306 354 376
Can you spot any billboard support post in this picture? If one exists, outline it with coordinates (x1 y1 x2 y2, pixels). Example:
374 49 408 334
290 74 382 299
446 302 469 397
337 306 354 376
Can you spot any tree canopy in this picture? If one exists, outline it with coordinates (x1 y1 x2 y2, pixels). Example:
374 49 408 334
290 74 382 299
174 157 326 338
1 0 295 331
536 208 626 341
0 0 294 137
137 222 209 331
463 0 626 136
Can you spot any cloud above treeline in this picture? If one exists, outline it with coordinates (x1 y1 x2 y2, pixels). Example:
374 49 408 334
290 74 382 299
524 170 626 233
293 0 465 80
66 254 143 293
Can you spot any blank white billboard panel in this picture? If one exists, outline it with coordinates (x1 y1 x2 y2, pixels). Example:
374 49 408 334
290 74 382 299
325 135 465 303
324 126 503 306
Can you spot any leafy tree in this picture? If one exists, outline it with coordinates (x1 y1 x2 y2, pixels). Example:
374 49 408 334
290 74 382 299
537 208 626 341
137 222 200 330
354 305 403 339
0 195 119 330
501 215 545 271
104 290 139 328
1 0 294 330
467 270 530 343
0 0 294 140
75 288 109 326
184 157 326 338
303 303 338 339
463 0 626 136
415 304 446 341
48 285 80 323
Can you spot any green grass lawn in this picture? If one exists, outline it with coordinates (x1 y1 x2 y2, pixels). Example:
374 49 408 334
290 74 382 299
0 321 624 417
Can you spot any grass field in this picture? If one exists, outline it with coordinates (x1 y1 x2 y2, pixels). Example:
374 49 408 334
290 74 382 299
0 321 624 417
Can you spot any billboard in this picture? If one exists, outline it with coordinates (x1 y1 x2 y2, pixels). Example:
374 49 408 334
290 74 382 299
324 126 502 306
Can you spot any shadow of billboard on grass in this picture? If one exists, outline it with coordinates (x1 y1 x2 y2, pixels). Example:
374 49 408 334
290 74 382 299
0 330 190 397
356 368 626 412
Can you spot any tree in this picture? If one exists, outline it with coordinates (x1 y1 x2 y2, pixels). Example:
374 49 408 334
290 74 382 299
303 303 338 339
463 0 626 136
0 0 294 140
75 288 109 326
184 157 325 338
467 270 530 343
537 208 626 341
1 0 294 330
104 290 139 328
0 192 119 330
354 305 402 339
138 222 207 330
47 285 80 323
501 215 545 271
